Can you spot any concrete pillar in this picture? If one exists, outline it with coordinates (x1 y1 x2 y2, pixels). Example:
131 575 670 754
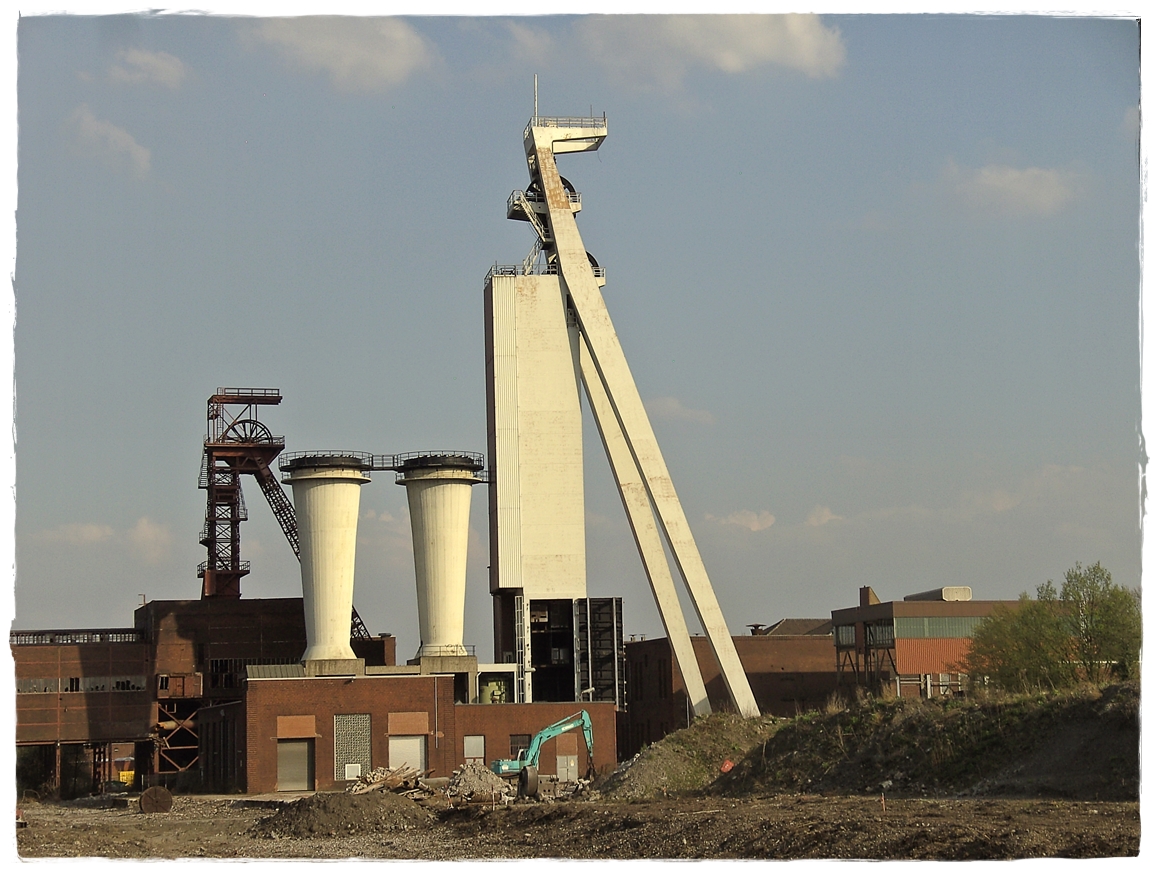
397 455 483 658
283 455 370 662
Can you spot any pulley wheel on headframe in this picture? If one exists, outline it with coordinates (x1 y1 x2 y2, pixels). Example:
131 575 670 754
139 786 173 813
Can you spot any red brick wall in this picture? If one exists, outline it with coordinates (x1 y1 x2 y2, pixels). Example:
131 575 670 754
12 642 152 744
245 674 457 793
456 701 616 777
136 598 308 678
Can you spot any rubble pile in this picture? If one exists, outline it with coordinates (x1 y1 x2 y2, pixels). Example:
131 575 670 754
346 765 425 795
446 762 514 802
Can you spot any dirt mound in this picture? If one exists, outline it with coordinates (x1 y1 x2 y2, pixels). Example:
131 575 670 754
598 712 780 801
713 682 1139 801
251 791 432 839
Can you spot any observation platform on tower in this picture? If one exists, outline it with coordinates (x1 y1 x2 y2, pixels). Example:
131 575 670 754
524 115 608 153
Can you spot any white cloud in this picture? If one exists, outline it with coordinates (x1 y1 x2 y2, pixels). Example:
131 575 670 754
127 517 173 564
254 17 435 92
36 522 116 546
357 502 415 572
646 396 715 425
32 516 172 564
68 104 151 178
706 509 776 531
946 159 1076 217
576 15 845 92
805 505 843 527
109 49 186 88
1121 104 1140 140
505 21 555 68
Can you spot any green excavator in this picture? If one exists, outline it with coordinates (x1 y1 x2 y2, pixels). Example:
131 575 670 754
490 710 594 798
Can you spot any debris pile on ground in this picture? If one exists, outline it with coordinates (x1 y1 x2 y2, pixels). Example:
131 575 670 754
445 762 514 802
598 712 780 801
346 765 424 795
713 681 1140 801
598 683 1139 805
251 790 432 839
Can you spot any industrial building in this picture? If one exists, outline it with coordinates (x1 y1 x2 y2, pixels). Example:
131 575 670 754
13 108 762 795
832 586 1018 697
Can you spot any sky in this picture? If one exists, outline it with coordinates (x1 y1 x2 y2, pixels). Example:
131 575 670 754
3 8 1145 665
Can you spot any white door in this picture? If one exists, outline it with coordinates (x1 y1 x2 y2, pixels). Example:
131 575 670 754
388 735 427 772
557 755 578 782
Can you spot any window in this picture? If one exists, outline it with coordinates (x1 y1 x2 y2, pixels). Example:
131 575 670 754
894 616 986 639
865 622 895 647
15 678 58 693
509 734 531 760
66 677 80 693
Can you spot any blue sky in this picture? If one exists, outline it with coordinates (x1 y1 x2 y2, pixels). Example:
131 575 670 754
4 9 1144 662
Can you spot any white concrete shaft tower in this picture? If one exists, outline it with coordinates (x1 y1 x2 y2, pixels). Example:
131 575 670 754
487 111 759 718
283 455 370 663
397 454 484 658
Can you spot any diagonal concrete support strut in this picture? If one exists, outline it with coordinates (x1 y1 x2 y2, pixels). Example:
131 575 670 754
578 336 712 717
526 121 760 718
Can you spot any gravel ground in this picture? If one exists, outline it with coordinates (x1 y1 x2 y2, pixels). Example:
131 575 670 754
14 791 1139 860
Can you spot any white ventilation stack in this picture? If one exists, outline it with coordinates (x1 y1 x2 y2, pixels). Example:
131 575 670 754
396 453 484 658
282 453 371 662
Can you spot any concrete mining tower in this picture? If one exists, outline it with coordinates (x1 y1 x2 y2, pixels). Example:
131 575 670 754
485 104 759 717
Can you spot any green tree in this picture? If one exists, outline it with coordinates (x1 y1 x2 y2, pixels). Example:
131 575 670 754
1059 561 1141 682
964 584 1073 691
963 562 1140 690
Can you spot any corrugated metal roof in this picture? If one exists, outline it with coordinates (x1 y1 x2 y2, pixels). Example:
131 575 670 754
763 618 833 636
246 663 305 679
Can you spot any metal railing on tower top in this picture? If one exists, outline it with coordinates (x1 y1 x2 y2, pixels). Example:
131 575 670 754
525 114 607 138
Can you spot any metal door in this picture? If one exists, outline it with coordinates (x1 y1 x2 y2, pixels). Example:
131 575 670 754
276 738 315 791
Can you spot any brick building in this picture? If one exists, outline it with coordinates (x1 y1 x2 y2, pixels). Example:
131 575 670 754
13 596 616 795
241 667 615 793
831 586 1018 696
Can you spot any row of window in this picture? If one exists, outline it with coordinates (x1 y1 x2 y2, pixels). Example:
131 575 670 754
10 631 144 645
836 616 987 647
207 658 300 689
16 675 148 693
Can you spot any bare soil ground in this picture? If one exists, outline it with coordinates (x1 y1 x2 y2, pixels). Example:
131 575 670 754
13 792 1139 860
14 682 1141 860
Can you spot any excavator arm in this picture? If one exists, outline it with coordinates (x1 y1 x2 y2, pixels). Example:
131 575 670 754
523 710 593 768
